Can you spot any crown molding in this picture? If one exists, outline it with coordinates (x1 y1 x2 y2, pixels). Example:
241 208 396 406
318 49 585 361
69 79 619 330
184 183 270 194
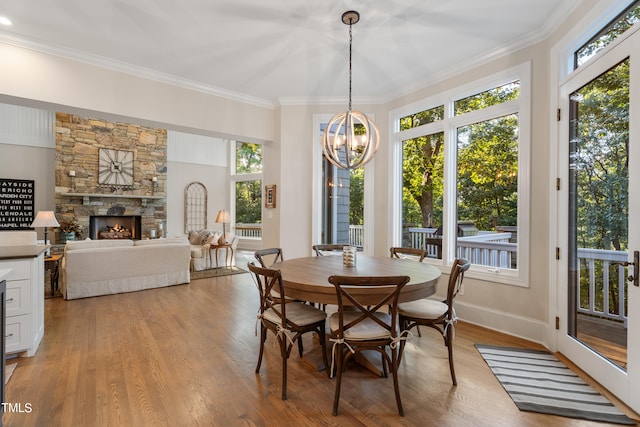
0 32 276 110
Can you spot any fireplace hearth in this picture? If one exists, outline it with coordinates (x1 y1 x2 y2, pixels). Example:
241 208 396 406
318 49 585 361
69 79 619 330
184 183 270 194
89 215 142 240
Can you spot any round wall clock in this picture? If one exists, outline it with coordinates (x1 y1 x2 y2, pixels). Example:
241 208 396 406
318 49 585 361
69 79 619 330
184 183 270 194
98 148 134 186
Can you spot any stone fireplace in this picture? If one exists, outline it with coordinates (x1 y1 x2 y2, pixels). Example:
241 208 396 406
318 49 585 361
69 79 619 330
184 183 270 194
54 113 167 242
90 215 142 240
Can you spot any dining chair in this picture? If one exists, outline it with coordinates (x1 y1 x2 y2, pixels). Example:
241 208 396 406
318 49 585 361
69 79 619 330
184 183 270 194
312 244 345 256
254 247 284 267
389 246 427 335
398 258 471 386
247 262 330 400
327 274 411 416
389 247 427 262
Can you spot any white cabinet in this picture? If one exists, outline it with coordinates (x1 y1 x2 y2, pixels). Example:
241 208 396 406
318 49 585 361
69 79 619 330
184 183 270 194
0 255 44 356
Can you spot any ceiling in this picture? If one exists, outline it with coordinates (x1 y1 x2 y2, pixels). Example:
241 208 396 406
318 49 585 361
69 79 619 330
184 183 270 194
0 0 580 106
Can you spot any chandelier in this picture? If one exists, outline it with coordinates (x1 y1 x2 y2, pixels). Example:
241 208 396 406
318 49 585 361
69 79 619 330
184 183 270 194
322 10 379 170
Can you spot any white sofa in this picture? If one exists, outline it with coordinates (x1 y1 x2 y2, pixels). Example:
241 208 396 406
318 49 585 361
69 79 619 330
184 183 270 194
61 238 191 300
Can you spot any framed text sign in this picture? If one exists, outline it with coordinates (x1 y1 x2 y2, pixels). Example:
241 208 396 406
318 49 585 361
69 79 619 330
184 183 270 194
0 178 35 230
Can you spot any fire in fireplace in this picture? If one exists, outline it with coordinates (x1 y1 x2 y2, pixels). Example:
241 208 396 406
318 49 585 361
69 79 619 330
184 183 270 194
89 215 142 240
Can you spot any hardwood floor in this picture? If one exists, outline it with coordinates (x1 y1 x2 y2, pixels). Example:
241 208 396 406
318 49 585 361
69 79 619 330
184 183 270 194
4 270 638 426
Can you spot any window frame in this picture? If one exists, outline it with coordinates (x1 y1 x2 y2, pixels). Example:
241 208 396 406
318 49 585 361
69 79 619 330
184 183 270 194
389 62 531 287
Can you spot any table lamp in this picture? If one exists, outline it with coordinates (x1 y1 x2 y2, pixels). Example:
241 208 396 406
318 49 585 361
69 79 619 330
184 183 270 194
30 211 60 256
215 209 230 244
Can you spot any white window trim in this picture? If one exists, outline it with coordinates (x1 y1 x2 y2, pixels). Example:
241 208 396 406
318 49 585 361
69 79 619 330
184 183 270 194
389 62 531 287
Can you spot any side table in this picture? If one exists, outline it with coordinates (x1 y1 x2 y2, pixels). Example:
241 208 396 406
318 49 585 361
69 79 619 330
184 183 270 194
209 243 233 269
44 254 63 296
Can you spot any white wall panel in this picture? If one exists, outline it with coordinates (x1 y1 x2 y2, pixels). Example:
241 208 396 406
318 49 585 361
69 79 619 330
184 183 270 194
167 131 227 167
0 104 54 148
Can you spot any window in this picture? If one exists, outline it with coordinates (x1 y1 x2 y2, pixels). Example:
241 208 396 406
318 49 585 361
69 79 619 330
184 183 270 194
232 142 263 239
575 0 640 67
392 63 530 286
184 182 207 233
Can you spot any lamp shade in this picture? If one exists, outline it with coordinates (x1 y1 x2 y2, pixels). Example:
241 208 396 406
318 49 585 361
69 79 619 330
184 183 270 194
215 210 230 223
30 211 60 228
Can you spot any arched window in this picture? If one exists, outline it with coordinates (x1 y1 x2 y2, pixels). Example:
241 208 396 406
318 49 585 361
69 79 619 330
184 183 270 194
184 182 207 233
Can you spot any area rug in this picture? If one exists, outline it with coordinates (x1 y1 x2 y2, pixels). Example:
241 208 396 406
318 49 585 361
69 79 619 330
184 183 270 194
475 344 636 425
190 266 247 280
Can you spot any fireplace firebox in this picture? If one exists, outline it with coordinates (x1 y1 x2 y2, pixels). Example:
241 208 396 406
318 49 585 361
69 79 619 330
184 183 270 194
89 215 142 240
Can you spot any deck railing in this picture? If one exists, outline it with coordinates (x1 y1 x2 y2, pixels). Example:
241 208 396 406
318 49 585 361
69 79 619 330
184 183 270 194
576 248 628 324
407 226 629 324
349 225 364 248
408 227 516 265
235 223 262 238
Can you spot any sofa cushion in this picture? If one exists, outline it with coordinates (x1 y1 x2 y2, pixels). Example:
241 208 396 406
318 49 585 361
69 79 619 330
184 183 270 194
65 239 133 252
188 230 201 245
198 230 213 245
134 238 188 247
207 232 222 245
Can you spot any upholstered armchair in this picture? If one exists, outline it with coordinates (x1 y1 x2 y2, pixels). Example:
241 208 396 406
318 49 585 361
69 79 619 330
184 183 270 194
188 230 238 271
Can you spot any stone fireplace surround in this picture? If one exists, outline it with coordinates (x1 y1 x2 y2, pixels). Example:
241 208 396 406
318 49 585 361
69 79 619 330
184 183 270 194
54 113 167 242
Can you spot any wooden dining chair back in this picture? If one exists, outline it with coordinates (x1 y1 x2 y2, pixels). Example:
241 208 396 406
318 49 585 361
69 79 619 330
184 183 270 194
389 247 427 262
327 274 411 416
312 244 345 256
254 247 284 267
389 246 428 335
398 258 470 386
247 262 329 400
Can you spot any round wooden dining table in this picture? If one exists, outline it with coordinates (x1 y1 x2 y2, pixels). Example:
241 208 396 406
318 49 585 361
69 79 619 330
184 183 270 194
272 255 441 306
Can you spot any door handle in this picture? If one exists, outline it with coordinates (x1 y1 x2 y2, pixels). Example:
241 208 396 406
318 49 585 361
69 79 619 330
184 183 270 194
613 250 639 287
631 250 639 287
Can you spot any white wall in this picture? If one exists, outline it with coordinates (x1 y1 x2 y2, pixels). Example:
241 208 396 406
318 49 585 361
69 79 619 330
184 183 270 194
0 105 56 239
166 131 229 238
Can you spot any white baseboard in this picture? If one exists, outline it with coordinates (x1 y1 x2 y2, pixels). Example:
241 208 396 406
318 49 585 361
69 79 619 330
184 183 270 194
455 301 552 349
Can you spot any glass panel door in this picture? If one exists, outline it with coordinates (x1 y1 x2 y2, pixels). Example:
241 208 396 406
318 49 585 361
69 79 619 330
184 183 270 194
558 30 640 412
568 58 629 369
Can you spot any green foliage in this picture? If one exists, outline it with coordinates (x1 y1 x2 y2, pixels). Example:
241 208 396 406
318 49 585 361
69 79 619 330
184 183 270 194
349 168 364 225
573 59 629 253
235 180 262 224
457 115 519 230
401 82 520 233
572 59 629 315
400 105 444 131
455 82 520 115
402 133 444 227
576 3 640 66
236 142 262 174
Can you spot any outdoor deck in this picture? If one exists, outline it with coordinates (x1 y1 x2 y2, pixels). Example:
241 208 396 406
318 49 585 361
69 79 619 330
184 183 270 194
578 313 627 370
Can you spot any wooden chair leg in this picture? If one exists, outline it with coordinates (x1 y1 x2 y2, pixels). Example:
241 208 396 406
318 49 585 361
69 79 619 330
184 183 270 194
255 325 267 373
332 344 344 416
318 329 330 378
297 337 304 358
446 327 457 386
281 337 288 400
391 347 404 416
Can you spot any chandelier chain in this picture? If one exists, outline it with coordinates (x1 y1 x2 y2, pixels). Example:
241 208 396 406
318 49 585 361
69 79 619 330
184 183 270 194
321 10 379 170
348 20 353 112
